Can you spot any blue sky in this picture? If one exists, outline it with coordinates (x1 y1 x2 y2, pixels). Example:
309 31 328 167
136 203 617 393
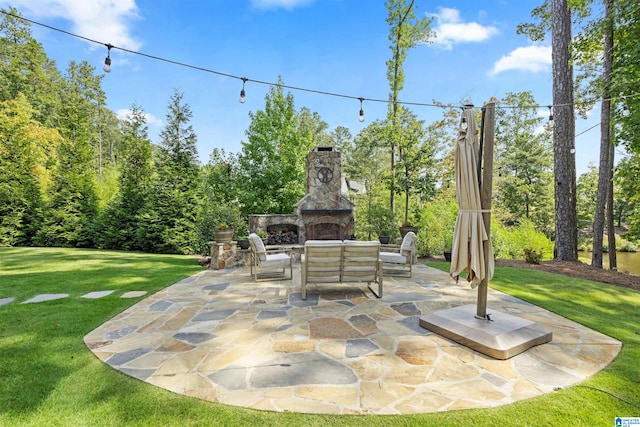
3 0 603 174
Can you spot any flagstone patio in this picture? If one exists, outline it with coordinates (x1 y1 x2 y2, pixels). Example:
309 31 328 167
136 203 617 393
84 263 621 415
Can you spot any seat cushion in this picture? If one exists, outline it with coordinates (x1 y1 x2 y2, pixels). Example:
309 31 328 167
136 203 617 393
262 252 291 267
379 252 407 264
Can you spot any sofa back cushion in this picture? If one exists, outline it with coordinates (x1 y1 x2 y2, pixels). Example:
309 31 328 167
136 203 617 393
342 240 380 282
304 241 343 282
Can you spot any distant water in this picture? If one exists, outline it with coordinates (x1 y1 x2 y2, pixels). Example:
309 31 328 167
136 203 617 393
578 251 640 277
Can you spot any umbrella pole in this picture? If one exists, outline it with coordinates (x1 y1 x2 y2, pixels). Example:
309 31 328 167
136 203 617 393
476 102 495 320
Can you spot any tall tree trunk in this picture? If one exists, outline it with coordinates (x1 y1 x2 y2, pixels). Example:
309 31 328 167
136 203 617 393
607 141 617 269
389 24 402 216
552 0 578 261
592 0 614 269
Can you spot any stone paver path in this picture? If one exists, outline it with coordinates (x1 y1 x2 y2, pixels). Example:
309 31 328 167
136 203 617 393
83 265 621 415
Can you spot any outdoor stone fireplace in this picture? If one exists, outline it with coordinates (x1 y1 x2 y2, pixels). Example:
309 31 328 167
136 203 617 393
249 146 354 245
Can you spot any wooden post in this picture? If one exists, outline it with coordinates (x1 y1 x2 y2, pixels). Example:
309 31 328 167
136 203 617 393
477 102 495 319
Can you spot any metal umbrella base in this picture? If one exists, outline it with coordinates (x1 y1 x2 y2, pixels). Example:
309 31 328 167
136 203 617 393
419 304 552 360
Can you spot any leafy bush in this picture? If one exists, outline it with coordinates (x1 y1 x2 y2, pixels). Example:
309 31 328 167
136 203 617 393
193 201 246 255
617 235 638 252
417 196 458 257
491 218 554 261
523 248 544 264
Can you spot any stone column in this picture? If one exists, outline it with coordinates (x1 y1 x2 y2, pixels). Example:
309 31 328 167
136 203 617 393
210 241 238 270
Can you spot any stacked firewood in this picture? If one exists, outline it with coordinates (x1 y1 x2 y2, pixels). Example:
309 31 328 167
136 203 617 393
267 230 298 245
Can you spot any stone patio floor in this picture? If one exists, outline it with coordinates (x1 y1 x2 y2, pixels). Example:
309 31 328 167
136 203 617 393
84 263 621 415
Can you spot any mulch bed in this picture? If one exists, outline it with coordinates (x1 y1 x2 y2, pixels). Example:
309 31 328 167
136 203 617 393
423 256 640 292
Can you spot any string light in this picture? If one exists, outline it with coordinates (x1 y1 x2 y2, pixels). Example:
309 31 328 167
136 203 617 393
239 77 247 104
103 43 112 73
4 9 640 116
460 116 468 130
358 97 365 122
548 105 554 125
622 105 630 117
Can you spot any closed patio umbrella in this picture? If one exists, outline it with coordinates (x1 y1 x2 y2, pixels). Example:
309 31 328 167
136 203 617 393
450 107 494 289
421 103 550 358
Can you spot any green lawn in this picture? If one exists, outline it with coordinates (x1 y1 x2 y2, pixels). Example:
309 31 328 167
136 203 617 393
0 249 638 426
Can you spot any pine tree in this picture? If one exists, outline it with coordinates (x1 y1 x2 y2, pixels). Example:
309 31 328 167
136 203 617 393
137 90 199 254
35 61 100 247
94 105 152 250
0 94 61 245
495 91 553 235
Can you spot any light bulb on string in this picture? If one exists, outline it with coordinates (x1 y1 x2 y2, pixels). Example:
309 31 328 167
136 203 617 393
239 78 247 104
622 105 631 117
548 105 554 125
460 116 468 130
358 97 365 122
103 43 113 73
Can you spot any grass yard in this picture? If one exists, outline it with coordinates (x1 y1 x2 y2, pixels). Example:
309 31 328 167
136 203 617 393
0 248 638 426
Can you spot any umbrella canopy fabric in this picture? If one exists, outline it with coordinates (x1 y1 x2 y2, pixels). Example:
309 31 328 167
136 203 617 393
450 108 494 288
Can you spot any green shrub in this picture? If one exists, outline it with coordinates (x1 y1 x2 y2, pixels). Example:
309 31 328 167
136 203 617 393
617 235 638 252
491 218 554 261
523 248 544 264
417 197 458 257
193 201 246 255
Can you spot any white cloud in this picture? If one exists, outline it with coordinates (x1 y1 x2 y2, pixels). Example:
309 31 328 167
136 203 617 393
429 7 499 50
490 45 552 76
251 0 314 10
533 108 553 135
116 108 162 126
4 0 141 50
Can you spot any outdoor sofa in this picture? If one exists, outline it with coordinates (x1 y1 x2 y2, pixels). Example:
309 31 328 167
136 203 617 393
301 239 383 300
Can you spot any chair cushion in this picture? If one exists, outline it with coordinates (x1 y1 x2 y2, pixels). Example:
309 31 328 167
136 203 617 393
248 233 267 261
262 252 291 267
400 232 417 256
379 252 407 264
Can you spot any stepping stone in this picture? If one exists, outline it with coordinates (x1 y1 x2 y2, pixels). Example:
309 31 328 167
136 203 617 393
0 297 14 307
81 291 115 299
22 294 69 304
121 291 147 298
